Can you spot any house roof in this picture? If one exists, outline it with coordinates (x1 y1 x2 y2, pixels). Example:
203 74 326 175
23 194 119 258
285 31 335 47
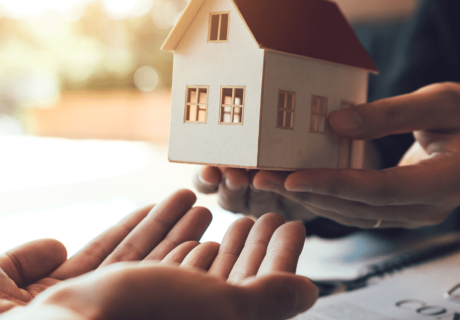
162 0 379 73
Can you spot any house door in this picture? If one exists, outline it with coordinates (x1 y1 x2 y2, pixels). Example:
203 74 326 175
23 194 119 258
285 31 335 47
337 101 354 168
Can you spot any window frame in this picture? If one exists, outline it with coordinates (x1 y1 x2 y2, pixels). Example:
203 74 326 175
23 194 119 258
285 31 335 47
309 95 328 134
276 90 296 130
208 12 230 43
184 85 209 124
219 86 245 125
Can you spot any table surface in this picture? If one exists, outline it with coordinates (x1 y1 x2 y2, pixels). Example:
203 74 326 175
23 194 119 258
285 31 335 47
0 136 403 281
0 136 242 256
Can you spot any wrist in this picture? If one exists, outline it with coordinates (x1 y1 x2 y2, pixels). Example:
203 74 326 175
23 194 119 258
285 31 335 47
0 305 88 320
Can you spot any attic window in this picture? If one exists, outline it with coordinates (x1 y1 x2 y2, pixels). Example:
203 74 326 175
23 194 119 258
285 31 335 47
209 13 229 42
276 91 295 129
310 95 328 133
219 86 244 125
185 86 208 123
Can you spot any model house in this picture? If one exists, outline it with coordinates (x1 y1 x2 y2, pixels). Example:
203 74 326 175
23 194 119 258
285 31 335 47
162 0 378 170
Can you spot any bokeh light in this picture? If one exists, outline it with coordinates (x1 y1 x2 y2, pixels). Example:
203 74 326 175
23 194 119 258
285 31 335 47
0 0 88 18
152 0 186 30
102 0 155 19
134 66 160 92
0 0 187 137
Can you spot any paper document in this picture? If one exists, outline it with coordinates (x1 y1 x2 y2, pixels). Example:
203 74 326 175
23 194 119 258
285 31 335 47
294 251 460 319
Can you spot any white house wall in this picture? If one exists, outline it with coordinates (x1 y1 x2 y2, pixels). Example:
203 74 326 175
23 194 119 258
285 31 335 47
168 0 264 167
258 51 368 170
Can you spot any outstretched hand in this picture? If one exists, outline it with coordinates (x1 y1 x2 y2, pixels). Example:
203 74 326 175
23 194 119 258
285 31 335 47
163 212 306 283
0 189 212 313
15 213 317 320
254 83 460 228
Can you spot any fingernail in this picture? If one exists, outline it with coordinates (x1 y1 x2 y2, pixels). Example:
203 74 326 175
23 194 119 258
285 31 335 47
198 167 216 186
225 177 243 191
198 174 215 186
329 109 363 131
286 183 312 192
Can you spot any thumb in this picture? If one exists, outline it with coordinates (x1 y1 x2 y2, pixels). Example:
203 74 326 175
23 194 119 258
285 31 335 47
0 239 67 287
238 273 318 320
328 83 460 140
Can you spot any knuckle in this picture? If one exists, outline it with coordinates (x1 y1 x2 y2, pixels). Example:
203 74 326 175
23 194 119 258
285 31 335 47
383 104 403 130
326 182 341 198
110 244 144 262
368 172 397 206
5 252 25 282
297 192 311 203
434 82 460 105
322 170 347 198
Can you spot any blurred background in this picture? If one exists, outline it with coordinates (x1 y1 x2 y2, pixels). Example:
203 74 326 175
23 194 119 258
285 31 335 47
0 0 419 258
0 0 184 140
0 0 419 139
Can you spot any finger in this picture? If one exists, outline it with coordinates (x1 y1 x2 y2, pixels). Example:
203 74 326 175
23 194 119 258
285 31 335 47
257 185 422 228
228 213 285 284
237 273 318 320
100 189 197 266
257 222 305 275
302 206 418 229
277 193 319 222
51 205 153 280
208 218 254 280
276 189 432 223
328 83 460 140
253 174 421 227
217 169 250 214
283 156 460 206
144 206 212 261
252 171 415 225
244 170 289 218
180 242 220 271
194 166 222 194
159 241 200 265
0 239 67 287
247 171 319 221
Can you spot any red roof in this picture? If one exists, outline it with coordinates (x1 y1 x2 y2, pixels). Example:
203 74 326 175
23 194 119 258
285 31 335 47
233 0 378 73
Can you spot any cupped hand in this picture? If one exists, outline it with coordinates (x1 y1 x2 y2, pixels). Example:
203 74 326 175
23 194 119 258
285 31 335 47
16 213 317 320
253 83 460 229
0 189 212 313
195 166 318 221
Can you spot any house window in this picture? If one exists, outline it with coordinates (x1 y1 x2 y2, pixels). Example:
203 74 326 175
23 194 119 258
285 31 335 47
219 87 244 124
310 95 328 133
209 13 229 42
276 91 296 129
185 86 208 123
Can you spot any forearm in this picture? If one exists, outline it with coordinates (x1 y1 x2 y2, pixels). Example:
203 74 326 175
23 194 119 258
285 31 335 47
0 305 87 320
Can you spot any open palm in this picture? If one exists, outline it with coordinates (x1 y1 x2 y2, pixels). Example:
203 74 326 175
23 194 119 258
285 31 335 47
0 189 212 313
15 211 316 320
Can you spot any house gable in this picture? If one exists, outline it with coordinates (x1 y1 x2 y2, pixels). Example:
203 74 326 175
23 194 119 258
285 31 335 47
162 0 258 53
167 0 265 168
163 0 378 73
162 0 206 52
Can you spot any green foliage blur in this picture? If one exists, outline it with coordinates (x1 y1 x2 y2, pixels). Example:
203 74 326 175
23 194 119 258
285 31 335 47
0 0 185 96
